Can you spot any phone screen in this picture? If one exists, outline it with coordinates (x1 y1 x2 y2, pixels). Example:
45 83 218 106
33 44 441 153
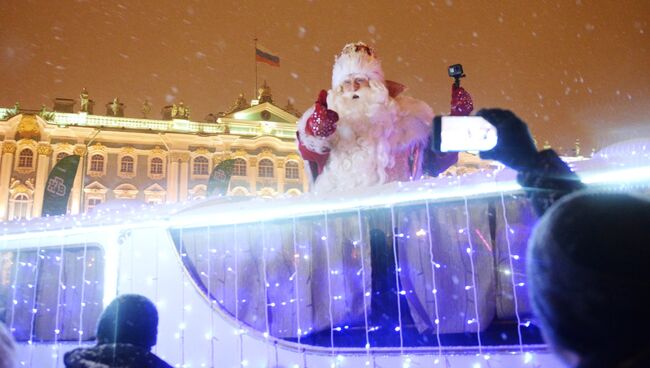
437 116 498 152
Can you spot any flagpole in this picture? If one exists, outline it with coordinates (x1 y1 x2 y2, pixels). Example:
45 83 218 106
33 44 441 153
254 37 258 99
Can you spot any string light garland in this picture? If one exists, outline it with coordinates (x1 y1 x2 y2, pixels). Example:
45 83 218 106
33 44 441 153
389 206 405 353
355 208 372 367
499 191 524 352
425 200 443 363
322 212 335 365
52 235 66 365
291 216 306 367
77 236 89 345
2 144 648 368
460 177 483 354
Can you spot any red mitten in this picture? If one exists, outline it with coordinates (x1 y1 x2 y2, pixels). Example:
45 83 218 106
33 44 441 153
305 90 339 137
450 84 474 116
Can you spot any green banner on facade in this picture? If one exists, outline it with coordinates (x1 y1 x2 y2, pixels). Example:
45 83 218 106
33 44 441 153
207 159 235 197
42 155 80 216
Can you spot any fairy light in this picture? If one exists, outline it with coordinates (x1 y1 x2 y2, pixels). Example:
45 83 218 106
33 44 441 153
179 226 186 366
8 246 20 335
389 206 405 353
460 177 483 354
524 351 533 364
323 212 335 358
260 222 273 366
425 200 443 359
355 208 372 367
206 225 215 367
52 235 66 366
500 187 526 362
291 217 305 367
77 236 89 345
152 228 161 356
27 245 41 367
130 226 135 292
234 224 245 368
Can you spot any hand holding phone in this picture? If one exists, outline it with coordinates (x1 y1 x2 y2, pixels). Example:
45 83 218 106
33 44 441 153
432 116 498 152
476 109 540 170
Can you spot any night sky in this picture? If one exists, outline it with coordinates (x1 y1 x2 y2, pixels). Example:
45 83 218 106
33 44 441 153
1 1 648 152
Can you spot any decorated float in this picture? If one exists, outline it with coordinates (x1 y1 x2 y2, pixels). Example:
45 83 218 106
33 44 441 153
1 140 649 367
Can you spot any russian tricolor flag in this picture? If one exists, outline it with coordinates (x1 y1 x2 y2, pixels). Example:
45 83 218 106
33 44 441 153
255 46 280 67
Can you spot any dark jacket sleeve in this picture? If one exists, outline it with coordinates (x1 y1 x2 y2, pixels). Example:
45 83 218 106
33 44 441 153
516 149 586 216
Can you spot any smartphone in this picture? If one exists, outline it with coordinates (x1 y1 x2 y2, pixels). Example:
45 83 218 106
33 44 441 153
432 116 498 152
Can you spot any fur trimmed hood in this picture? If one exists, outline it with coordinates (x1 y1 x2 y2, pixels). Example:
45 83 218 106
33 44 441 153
64 344 172 368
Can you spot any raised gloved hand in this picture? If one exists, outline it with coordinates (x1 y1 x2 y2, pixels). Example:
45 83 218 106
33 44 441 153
305 90 339 137
450 84 474 116
477 108 540 171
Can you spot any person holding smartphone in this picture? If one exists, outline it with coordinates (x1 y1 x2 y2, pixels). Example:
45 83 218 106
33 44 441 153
475 109 650 368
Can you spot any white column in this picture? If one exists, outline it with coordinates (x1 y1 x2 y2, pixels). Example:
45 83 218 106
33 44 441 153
69 145 86 215
277 159 285 194
179 155 189 201
32 144 52 217
167 155 179 203
0 142 16 220
248 157 257 195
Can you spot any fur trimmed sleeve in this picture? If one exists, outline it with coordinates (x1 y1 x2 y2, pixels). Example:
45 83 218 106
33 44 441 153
297 105 333 154
391 96 434 148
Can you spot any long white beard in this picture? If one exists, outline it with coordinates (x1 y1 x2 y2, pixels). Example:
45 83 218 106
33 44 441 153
315 81 398 192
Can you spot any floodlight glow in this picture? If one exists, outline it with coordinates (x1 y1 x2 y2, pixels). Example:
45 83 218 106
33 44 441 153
0 164 648 243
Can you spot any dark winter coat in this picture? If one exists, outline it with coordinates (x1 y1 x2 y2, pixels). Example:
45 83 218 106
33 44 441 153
64 343 173 368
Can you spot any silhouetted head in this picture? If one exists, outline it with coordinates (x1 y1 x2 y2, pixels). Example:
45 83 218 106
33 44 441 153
96 294 159 350
528 191 650 366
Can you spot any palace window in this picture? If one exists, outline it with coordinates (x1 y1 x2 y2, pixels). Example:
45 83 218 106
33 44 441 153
233 158 247 176
89 154 104 173
120 156 134 174
10 193 31 220
258 159 274 178
193 156 209 176
285 161 300 179
18 149 33 168
150 157 163 175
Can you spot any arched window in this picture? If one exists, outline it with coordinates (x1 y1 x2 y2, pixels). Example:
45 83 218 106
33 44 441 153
120 156 134 173
150 157 163 175
18 149 33 168
233 158 247 176
193 156 209 175
258 159 274 178
89 154 104 173
12 193 31 220
285 161 300 179
56 152 69 163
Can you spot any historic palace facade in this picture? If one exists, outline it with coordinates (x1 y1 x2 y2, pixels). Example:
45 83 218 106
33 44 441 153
0 86 308 221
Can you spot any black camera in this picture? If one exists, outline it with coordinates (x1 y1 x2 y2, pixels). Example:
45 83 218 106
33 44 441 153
448 64 464 79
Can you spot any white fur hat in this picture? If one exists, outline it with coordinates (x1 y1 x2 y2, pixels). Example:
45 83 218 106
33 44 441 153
332 42 385 90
